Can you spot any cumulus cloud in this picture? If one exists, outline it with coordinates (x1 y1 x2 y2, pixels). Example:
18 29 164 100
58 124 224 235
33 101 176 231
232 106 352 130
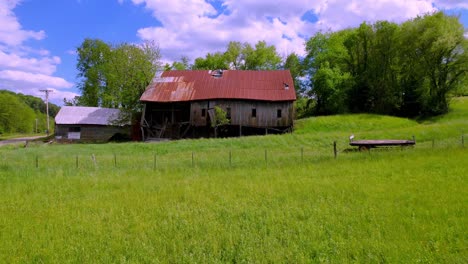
0 0 74 105
0 70 73 88
0 0 46 46
126 0 445 62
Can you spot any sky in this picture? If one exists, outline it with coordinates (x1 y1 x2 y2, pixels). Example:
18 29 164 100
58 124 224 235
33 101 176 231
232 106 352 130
1 0 468 105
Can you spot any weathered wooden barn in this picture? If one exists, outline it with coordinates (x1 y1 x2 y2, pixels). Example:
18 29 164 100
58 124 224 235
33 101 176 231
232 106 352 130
140 70 296 139
55 106 130 142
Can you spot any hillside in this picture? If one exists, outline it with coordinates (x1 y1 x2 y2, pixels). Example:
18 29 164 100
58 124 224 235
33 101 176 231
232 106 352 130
0 90 59 136
0 97 466 262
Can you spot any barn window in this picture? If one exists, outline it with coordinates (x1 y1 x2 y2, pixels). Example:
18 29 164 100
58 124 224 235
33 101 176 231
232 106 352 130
226 107 231 119
252 108 256 118
277 109 282 118
68 127 81 132
201 109 206 117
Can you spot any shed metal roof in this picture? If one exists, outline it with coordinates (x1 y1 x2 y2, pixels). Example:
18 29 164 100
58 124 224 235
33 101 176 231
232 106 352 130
55 106 124 125
140 70 296 103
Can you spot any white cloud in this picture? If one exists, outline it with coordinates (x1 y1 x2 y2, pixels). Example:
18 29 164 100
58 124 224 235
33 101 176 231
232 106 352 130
0 0 45 46
127 0 443 62
0 0 75 105
0 70 73 88
0 51 60 75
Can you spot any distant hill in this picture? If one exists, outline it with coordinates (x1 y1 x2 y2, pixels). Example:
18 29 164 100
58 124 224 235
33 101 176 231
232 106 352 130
0 90 60 134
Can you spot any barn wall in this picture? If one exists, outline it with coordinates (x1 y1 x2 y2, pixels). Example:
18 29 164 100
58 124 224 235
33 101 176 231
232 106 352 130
55 124 130 142
190 100 294 128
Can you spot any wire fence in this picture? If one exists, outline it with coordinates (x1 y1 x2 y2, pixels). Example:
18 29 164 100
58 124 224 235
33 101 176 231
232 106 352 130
0 134 465 174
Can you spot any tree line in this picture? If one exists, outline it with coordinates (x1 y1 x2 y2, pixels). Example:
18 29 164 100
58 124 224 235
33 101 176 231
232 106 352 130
0 90 59 134
75 11 467 120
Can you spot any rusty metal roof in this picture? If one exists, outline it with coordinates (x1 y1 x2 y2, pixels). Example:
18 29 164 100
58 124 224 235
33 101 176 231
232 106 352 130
140 70 296 103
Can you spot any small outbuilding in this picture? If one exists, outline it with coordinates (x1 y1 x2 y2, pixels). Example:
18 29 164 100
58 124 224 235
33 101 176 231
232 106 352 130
140 70 296 139
55 106 130 142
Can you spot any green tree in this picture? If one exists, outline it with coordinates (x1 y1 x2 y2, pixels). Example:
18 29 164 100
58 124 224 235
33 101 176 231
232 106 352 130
242 41 282 70
284 53 304 96
400 12 467 116
211 106 230 138
76 39 161 120
192 52 228 70
303 12 467 117
0 92 35 134
224 41 243 70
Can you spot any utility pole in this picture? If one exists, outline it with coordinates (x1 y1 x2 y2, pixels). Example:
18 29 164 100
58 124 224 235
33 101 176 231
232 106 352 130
40 89 53 136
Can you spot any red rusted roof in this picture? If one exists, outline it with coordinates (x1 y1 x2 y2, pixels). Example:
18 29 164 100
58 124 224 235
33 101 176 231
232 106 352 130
140 70 296 102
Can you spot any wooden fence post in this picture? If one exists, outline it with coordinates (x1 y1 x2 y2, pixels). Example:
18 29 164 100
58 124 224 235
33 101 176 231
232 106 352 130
301 147 304 162
35 155 38 168
333 141 337 159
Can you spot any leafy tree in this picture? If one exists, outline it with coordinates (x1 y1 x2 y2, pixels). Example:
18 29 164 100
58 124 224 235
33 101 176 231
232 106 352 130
242 41 282 70
400 12 468 116
211 106 230 138
303 12 467 117
224 41 243 69
165 56 191 70
193 52 228 70
191 40 282 71
76 39 161 120
0 92 35 134
284 53 305 96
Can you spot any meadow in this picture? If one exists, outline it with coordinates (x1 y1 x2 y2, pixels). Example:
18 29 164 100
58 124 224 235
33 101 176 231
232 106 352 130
0 98 467 263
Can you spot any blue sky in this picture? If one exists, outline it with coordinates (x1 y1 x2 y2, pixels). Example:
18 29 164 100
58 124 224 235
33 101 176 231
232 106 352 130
1 0 467 105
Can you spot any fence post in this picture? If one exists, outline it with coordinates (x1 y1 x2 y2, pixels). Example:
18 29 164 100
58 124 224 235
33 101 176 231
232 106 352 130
301 147 304 162
92 154 97 167
35 155 38 168
333 141 337 159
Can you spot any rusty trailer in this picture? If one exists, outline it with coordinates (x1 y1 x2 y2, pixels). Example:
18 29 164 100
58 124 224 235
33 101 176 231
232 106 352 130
350 139 415 151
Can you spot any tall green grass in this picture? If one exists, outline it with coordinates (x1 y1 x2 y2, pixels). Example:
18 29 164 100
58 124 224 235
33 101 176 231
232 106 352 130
0 97 467 263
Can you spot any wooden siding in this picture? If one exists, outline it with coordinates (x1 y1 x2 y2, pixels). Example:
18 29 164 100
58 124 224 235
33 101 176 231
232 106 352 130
190 100 294 128
55 124 130 142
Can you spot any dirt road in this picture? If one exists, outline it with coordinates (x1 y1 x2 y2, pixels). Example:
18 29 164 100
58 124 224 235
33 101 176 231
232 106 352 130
0 136 47 147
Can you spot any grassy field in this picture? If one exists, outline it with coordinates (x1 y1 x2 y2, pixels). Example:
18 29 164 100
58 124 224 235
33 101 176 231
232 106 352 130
0 98 467 263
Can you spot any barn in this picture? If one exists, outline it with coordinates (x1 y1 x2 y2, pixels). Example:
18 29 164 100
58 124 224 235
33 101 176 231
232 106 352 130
140 70 296 139
55 106 130 142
